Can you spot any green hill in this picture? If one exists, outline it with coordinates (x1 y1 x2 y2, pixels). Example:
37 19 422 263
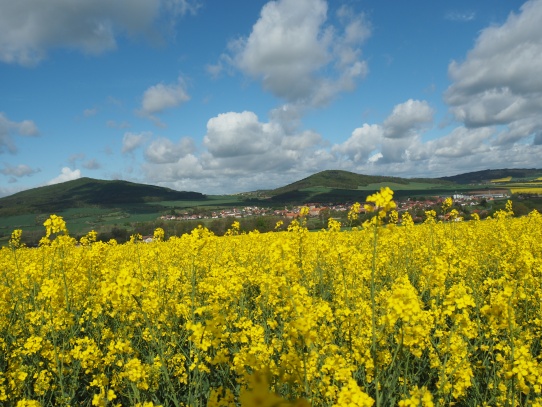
268 170 455 202
0 177 205 217
439 168 542 184
271 170 455 194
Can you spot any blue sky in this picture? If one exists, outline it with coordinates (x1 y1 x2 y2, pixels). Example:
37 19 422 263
1 0 540 196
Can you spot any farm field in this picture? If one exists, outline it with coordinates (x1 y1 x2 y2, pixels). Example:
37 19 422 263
510 187 542 195
270 186 462 205
0 196 246 244
2 189 542 406
507 183 542 195
4 170 542 246
156 195 243 209
356 182 463 191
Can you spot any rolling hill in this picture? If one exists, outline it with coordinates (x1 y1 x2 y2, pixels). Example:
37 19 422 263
270 170 453 194
439 168 542 184
268 170 455 202
1 168 541 218
0 177 206 217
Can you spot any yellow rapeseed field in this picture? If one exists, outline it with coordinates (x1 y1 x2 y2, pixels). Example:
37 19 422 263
510 187 542 195
2 188 542 406
490 176 512 183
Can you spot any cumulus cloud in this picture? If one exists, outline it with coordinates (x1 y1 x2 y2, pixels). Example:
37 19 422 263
0 112 39 154
428 127 493 158
137 107 542 194
333 99 433 164
0 163 40 178
144 136 195 163
228 0 370 106
333 107 541 180
203 111 281 158
122 131 151 153
138 76 190 125
201 111 324 173
332 124 382 163
444 0 542 144
367 152 383 163
0 0 200 65
382 99 434 139
47 167 81 185
141 109 327 193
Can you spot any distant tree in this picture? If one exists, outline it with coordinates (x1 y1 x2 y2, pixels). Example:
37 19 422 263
209 218 229 236
111 227 129 243
513 202 530 217
319 208 331 226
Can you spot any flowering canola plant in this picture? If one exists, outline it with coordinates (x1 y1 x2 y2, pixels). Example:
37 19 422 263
1 188 542 406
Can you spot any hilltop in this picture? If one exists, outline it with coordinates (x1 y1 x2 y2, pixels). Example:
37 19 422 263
1 168 541 218
267 170 455 203
439 168 542 184
271 170 452 194
0 177 205 217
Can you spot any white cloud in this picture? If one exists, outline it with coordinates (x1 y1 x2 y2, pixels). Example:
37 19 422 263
203 111 281 158
379 137 420 164
382 99 434 139
201 111 324 171
269 104 305 134
445 0 542 143
0 163 40 178
332 124 382 163
0 0 200 65
122 131 151 153
428 127 493 158
144 136 195 163
47 167 81 185
137 93 540 194
141 109 327 193
332 99 433 164
0 112 39 154
333 110 542 180
228 0 370 106
138 76 190 125
367 152 383 163
493 119 540 146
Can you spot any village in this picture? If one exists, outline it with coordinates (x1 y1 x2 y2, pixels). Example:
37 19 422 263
159 190 510 223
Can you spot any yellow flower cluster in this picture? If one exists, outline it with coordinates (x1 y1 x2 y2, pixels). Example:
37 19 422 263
1 206 542 406
364 186 396 219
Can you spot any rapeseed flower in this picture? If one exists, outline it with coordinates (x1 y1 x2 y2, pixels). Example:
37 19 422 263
364 186 396 220
1 200 542 406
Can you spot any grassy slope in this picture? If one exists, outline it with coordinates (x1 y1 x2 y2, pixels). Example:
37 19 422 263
269 170 455 203
440 168 542 184
0 177 206 217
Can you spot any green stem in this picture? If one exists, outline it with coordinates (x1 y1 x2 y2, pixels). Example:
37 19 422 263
370 222 380 406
